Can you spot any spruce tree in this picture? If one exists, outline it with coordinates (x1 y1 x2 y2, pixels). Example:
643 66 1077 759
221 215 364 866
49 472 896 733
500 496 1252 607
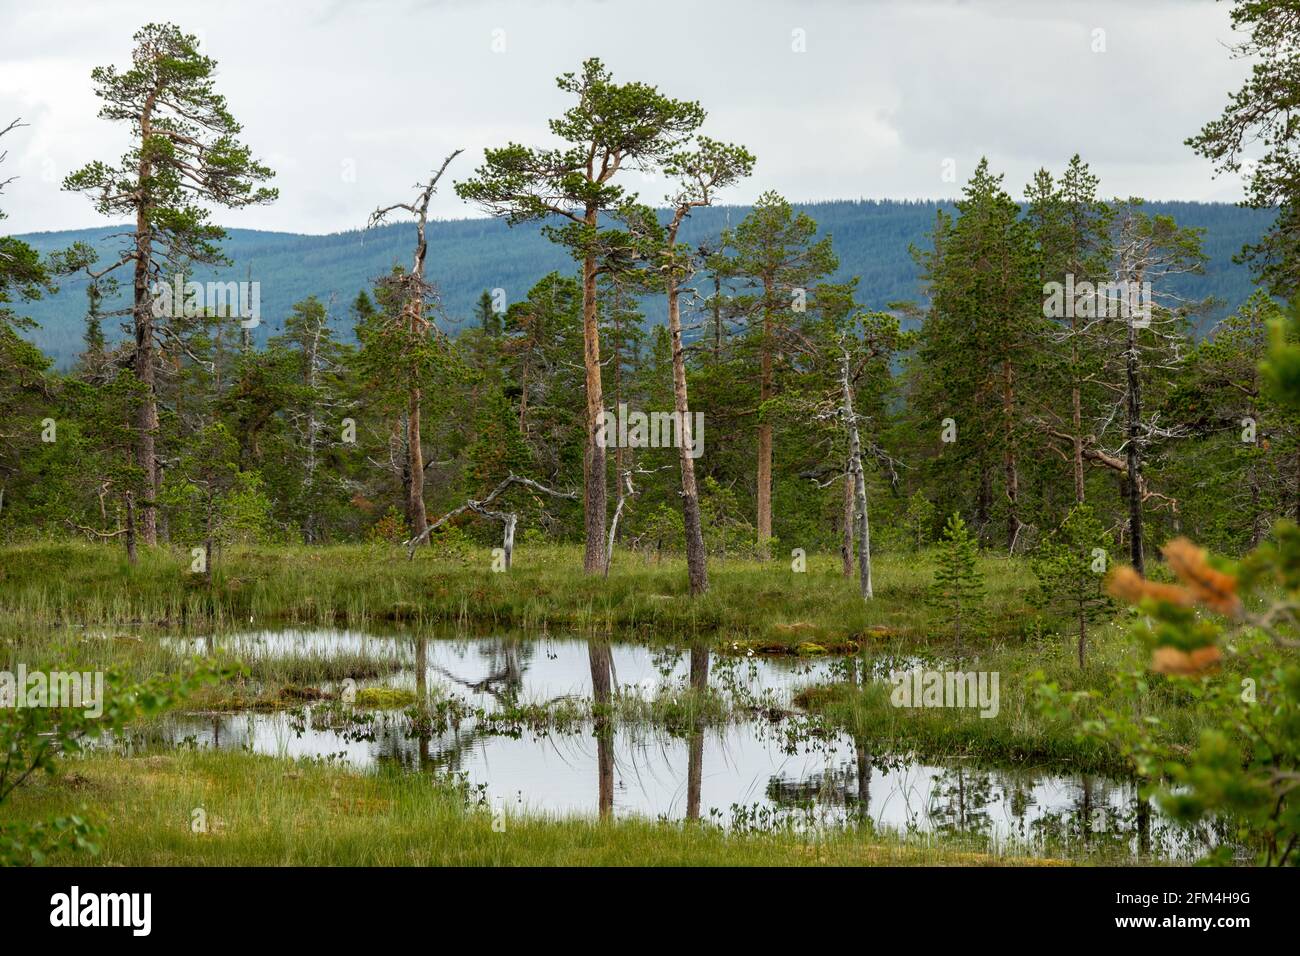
931 512 985 652
1031 503 1113 668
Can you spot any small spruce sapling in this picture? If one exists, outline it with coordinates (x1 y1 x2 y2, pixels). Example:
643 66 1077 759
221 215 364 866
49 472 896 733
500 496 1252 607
930 512 984 652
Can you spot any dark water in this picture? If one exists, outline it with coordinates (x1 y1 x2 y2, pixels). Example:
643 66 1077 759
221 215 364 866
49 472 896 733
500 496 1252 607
144 630 1231 861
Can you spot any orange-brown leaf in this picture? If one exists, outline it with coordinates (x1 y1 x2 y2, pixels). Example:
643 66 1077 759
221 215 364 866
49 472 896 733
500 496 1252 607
1161 537 1242 617
1151 644 1222 675
1106 566 1195 607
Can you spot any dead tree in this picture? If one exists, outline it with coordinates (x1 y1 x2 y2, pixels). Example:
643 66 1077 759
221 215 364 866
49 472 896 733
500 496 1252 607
838 345 873 600
605 464 672 576
367 149 462 544
404 473 576 564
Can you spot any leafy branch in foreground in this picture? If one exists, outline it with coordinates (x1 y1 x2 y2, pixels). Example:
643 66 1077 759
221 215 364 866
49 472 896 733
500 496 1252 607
0 661 230 865
1035 301 1300 866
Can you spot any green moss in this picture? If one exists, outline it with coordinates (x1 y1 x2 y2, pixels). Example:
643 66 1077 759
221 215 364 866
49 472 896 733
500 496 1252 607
353 687 418 709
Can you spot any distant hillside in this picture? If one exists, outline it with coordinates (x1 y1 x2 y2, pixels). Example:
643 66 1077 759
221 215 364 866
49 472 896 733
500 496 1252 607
14 199 1277 368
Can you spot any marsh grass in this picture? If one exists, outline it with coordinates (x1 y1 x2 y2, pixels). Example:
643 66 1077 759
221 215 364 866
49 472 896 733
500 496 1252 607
794 621 1226 774
5 749 1064 866
0 541 1055 647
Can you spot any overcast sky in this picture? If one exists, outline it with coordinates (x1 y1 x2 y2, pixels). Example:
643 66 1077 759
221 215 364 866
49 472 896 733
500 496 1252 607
0 0 1256 236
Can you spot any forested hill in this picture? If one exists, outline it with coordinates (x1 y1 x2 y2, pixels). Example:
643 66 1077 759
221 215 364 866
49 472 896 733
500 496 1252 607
15 198 1276 367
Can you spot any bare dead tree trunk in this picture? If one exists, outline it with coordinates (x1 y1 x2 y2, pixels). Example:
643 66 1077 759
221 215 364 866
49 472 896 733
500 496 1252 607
407 382 425 538
502 512 517 570
303 308 324 543
667 281 708 595
405 474 576 559
841 470 854 577
606 470 633 577
1125 308 1145 575
840 348 872 600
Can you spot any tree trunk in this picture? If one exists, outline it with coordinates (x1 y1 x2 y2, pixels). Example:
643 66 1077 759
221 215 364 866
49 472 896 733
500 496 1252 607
756 287 774 559
132 97 159 546
1249 458 1264 550
415 636 429 770
1071 331 1085 503
841 470 854 577
303 317 322 543
502 512 517 571
407 375 426 539
588 638 614 818
977 463 991 547
204 490 214 590
518 357 530 434
840 351 872 600
1077 603 1086 668
581 237 607 575
686 639 709 821
1125 309 1145 574
124 492 137 566
1003 360 1021 553
668 281 708 595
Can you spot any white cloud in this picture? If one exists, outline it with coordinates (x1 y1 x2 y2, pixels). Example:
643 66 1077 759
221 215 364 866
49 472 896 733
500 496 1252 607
0 0 1252 235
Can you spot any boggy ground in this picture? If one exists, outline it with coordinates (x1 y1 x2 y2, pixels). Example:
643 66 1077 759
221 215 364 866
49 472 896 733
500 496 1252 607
0 540 1229 866
0 540 1045 646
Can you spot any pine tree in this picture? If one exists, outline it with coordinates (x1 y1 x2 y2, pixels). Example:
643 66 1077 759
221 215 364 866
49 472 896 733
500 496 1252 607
63 23 276 544
457 58 706 575
717 191 838 559
1188 0 1300 298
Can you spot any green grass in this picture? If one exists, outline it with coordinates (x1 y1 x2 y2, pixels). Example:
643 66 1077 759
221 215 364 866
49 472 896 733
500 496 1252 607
4 749 1065 866
0 540 1056 648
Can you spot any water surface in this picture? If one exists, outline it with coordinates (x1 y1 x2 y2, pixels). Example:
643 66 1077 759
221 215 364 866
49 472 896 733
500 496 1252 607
144 630 1231 861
